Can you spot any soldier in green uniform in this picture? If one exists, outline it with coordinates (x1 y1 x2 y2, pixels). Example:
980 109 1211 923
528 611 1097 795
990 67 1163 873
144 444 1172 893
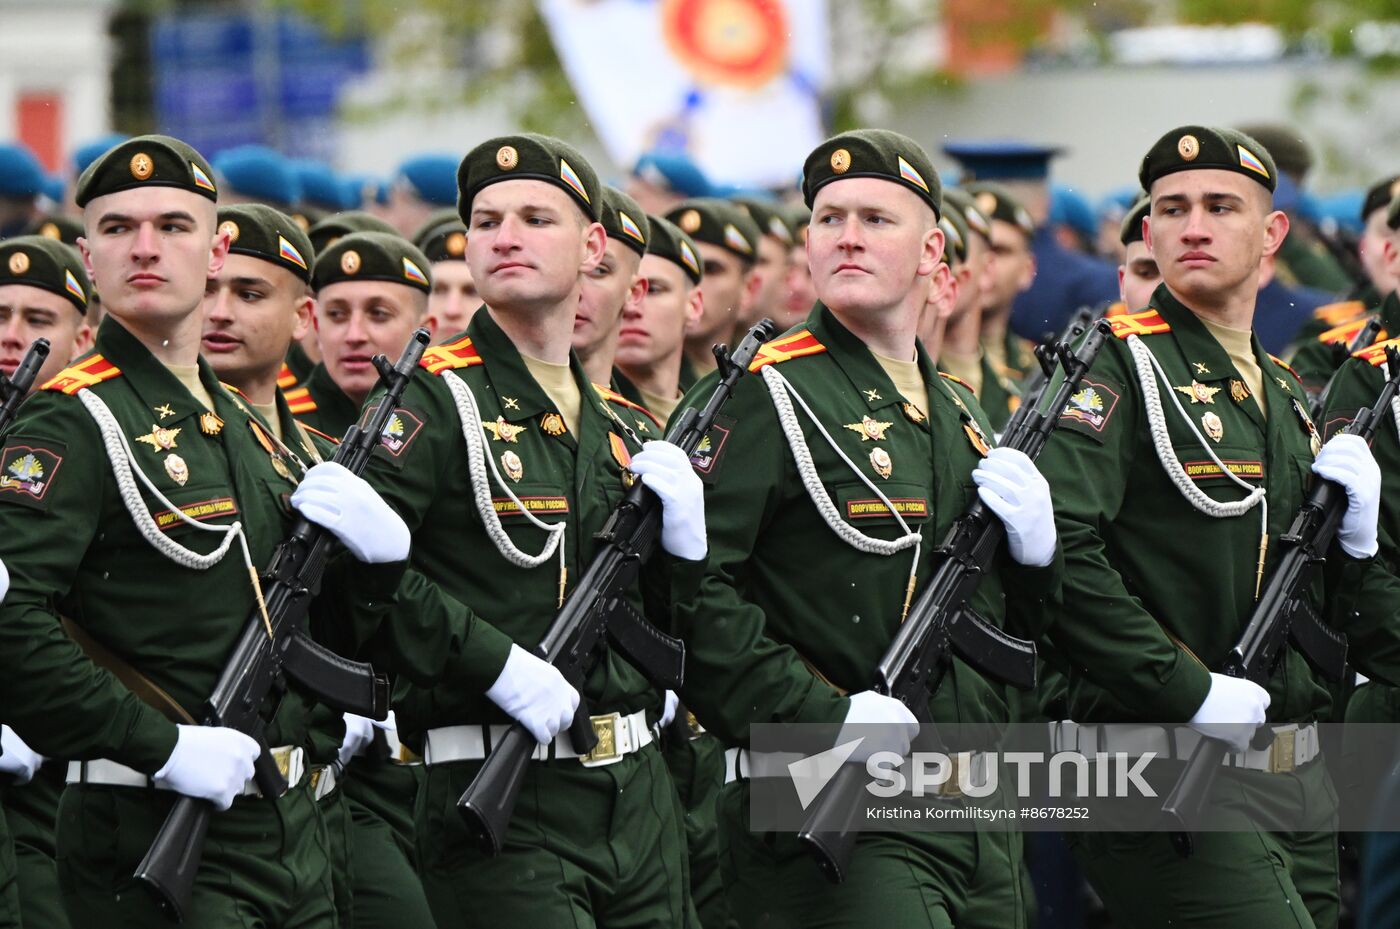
778 203 817 331
0 134 423 927
914 194 968 360
412 208 480 339
667 198 761 391
353 133 706 927
731 196 795 341
671 128 1060 929
1116 194 1160 312
0 234 97 929
572 187 652 401
1035 125 1389 929
288 231 438 436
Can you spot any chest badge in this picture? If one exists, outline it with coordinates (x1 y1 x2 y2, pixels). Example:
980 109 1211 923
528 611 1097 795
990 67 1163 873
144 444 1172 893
844 415 894 442
540 412 567 437
1229 380 1250 404
1174 381 1220 405
199 411 224 435
501 450 524 482
164 453 190 486
869 447 893 479
1201 411 1224 443
135 424 181 452
901 402 925 424
483 416 526 443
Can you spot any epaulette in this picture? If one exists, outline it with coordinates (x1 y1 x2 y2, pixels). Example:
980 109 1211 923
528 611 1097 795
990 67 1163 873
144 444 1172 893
1318 314 1385 347
276 362 298 390
747 330 827 372
285 386 318 414
1103 301 1130 318
593 383 662 430
1312 300 1367 328
1354 336 1400 367
220 381 250 402
299 422 340 444
41 354 121 395
420 335 482 375
939 371 973 391
1107 309 1171 340
1268 354 1302 384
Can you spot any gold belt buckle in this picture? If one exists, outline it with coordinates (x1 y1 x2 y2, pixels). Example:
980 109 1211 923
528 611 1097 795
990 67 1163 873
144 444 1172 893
580 713 623 767
686 710 705 740
308 766 324 792
1268 729 1297 773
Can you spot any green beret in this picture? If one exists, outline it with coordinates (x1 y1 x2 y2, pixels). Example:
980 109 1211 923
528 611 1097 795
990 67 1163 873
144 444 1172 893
1363 175 1400 225
941 188 992 243
940 203 970 267
75 134 217 208
412 208 468 264
644 215 703 285
962 183 1033 238
802 129 941 219
600 186 650 258
457 133 601 223
1119 194 1151 246
731 196 794 246
0 236 91 314
308 211 398 256
217 204 315 284
665 198 761 264
24 214 84 247
1235 123 1312 181
778 202 811 245
1138 125 1276 194
313 231 432 295
1386 194 1400 232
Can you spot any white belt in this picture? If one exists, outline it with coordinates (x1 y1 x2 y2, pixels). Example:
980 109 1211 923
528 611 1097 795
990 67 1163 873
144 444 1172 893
67 745 306 798
309 762 339 802
377 728 422 766
723 747 985 798
424 709 654 768
1355 672 1371 687
1051 721 1320 774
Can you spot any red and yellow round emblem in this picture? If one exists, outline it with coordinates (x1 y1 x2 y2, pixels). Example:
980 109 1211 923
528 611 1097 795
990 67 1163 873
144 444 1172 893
661 0 789 90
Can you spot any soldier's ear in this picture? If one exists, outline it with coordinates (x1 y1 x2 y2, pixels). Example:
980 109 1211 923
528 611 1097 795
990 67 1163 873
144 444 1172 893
1260 209 1289 259
579 221 607 274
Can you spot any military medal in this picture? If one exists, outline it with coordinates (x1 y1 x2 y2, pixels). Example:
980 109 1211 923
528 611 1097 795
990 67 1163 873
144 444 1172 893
843 415 893 442
164 453 189 486
154 403 176 420
901 402 925 423
501 450 524 482
1229 380 1249 404
271 457 292 480
1174 381 1220 405
482 416 526 443
869 447 893 479
539 412 567 437
964 422 990 457
1201 411 1224 443
199 411 224 435
1292 399 1322 456
135 424 181 452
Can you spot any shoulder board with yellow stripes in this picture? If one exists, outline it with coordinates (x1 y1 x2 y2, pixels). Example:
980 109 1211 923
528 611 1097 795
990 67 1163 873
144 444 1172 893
747 330 827 372
41 354 122 395
1103 301 1130 318
939 371 972 391
219 381 251 402
1353 336 1400 367
1317 314 1385 347
419 335 483 375
1107 309 1171 340
298 422 340 444
593 383 662 429
285 386 318 415
1313 300 1367 328
1268 354 1302 383
276 362 298 390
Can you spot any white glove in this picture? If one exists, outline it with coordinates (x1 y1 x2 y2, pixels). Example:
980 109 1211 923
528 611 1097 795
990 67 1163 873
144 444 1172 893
154 725 259 810
290 461 410 563
1312 433 1381 559
659 690 680 729
1187 673 1271 753
971 447 1057 567
0 725 43 784
338 713 376 766
836 691 921 763
627 441 707 561
0 556 9 602
486 644 581 744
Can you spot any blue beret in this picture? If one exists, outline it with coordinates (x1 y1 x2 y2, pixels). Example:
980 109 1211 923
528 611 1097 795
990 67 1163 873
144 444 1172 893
1097 185 1142 221
632 150 712 198
291 159 353 211
213 145 302 208
344 173 389 207
1302 190 1363 234
0 144 45 198
1050 185 1096 239
942 140 1062 181
395 155 458 206
71 134 129 175
40 174 65 204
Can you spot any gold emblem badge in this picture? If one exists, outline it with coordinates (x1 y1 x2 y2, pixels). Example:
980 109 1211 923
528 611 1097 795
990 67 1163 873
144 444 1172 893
502 396 520 410
863 388 882 402
844 415 893 442
271 456 292 480
130 152 154 180
154 403 176 420
340 250 361 275
1174 380 1220 405
219 220 240 243
540 412 566 436
200 411 224 435
294 214 311 231
902 402 925 423
7 252 28 275
1229 379 1249 403
1178 134 1200 161
164 453 189 486
496 145 519 169
679 210 702 234
869 447 893 479
501 450 524 482
446 231 466 256
135 424 181 452
975 192 998 216
830 148 851 174
38 222 60 240
1276 377 1292 392
964 422 991 457
483 416 526 443
1201 411 1224 442
1193 361 1210 375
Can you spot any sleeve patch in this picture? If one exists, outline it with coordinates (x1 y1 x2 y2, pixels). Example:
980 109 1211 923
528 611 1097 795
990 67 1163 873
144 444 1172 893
0 440 66 511
689 414 735 483
1057 376 1123 442
361 401 426 468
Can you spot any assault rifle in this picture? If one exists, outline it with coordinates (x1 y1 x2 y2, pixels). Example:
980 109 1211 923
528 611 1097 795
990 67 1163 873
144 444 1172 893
1310 317 1383 422
0 338 49 434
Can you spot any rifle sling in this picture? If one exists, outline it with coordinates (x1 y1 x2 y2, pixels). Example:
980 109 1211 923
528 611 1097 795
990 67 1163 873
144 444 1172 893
60 616 195 724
